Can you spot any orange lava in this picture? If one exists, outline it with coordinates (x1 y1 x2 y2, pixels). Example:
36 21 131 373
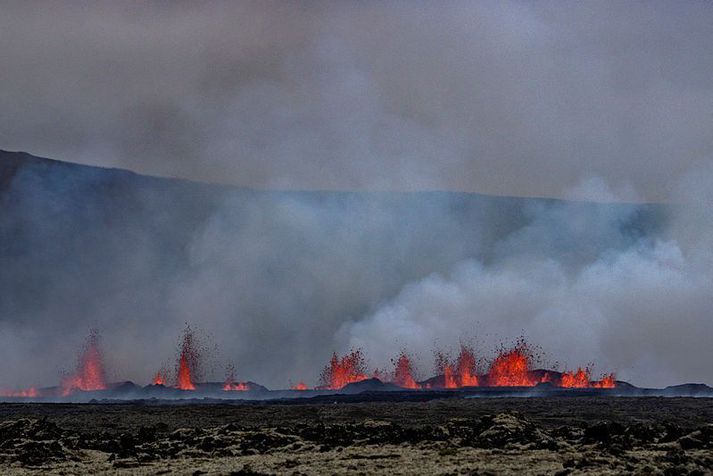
175 327 198 390
1 387 38 398
176 353 195 390
152 371 167 386
319 350 368 389
486 344 538 387
592 373 616 388
224 382 249 391
291 382 309 390
455 345 479 387
61 331 107 396
435 351 457 388
392 352 420 389
223 365 249 391
560 368 591 388
434 346 480 388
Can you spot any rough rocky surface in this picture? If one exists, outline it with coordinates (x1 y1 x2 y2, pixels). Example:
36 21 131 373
0 398 712 474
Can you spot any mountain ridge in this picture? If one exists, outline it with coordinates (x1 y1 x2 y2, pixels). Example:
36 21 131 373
0 149 666 388
0 149 659 205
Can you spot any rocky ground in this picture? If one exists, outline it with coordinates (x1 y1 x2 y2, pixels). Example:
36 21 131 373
0 397 712 474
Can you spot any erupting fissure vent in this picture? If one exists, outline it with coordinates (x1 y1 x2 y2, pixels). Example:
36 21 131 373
223 364 249 391
318 350 369 390
560 368 592 388
1 329 618 397
0 387 38 398
592 374 616 388
327 340 617 390
152 369 168 386
486 341 538 387
175 326 199 391
61 330 107 395
392 352 419 389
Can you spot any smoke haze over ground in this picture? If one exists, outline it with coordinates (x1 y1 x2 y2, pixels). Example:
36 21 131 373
1 2 713 391
2 153 712 389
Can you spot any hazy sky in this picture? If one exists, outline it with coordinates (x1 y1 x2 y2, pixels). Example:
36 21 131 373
3 2 713 390
1 1 712 200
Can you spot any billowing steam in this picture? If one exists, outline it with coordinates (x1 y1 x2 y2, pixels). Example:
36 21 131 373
2 161 713 390
339 174 713 388
1 2 713 391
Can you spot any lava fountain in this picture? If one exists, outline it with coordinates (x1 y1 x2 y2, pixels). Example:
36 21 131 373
175 326 199 390
318 349 369 389
223 364 249 391
560 368 591 388
61 330 107 395
435 351 458 388
392 352 419 389
433 346 479 388
592 373 616 388
455 345 479 387
152 369 168 386
486 341 538 387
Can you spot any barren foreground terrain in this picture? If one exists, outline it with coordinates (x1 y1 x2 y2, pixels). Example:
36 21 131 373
1 397 712 475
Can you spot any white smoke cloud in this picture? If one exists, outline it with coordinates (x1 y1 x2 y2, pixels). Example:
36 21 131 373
338 176 713 388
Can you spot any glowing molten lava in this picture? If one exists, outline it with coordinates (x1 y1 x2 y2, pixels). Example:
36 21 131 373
455 345 479 387
223 381 249 391
176 354 195 390
223 365 249 391
61 331 107 396
560 368 591 388
434 346 480 388
435 351 457 388
319 350 368 389
392 352 419 389
443 366 457 388
592 373 616 388
0 387 38 398
152 371 167 386
175 327 199 390
486 344 538 387
291 382 309 390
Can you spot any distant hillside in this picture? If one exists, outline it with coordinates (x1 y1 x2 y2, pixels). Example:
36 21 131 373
0 150 666 386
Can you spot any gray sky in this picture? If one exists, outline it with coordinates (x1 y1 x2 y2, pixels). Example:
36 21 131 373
1 1 712 200
3 2 713 390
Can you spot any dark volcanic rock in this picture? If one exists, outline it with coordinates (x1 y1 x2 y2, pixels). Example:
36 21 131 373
339 378 403 393
583 421 626 444
0 418 71 466
679 424 713 450
664 383 713 397
1 399 712 474
473 413 556 449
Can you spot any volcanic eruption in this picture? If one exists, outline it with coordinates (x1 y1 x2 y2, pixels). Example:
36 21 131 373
318 349 369 390
223 364 249 391
152 369 168 386
60 330 107 395
485 341 538 387
431 345 480 389
175 326 199 391
1 329 623 400
392 352 419 389
313 339 617 391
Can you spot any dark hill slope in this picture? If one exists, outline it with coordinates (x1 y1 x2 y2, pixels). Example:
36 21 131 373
0 150 666 384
